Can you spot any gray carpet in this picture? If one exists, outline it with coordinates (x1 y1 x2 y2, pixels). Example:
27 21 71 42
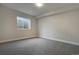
0 38 79 55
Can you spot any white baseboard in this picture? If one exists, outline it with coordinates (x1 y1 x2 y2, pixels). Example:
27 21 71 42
1 35 79 46
0 36 37 43
40 36 79 46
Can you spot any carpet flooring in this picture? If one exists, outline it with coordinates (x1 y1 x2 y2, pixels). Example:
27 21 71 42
0 38 79 55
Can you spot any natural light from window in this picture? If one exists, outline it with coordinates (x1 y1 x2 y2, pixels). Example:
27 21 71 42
17 16 31 30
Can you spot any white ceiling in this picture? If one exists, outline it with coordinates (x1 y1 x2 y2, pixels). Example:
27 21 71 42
1 3 79 18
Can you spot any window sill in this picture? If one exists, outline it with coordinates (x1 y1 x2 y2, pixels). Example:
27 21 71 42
17 28 31 30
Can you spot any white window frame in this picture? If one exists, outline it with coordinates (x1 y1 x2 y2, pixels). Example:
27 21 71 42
16 16 31 30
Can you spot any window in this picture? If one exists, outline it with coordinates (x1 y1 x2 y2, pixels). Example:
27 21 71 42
17 16 31 30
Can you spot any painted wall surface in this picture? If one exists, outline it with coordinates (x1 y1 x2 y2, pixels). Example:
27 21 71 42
0 5 38 42
38 9 79 45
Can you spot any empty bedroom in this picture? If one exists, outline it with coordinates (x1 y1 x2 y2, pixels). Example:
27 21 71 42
0 3 79 55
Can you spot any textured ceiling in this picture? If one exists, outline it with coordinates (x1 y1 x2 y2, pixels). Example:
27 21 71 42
1 3 79 17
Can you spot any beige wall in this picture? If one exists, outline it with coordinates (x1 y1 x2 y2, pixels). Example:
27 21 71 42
38 9 79 45
0 5 38 42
